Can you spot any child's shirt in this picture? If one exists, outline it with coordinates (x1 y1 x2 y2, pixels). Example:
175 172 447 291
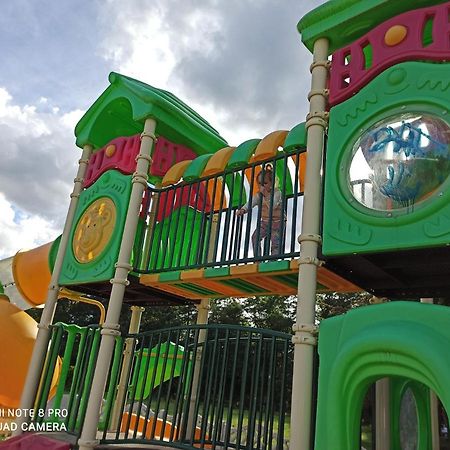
243 188 284 221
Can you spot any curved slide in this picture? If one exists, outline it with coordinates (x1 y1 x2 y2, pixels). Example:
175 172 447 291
0 242 59 412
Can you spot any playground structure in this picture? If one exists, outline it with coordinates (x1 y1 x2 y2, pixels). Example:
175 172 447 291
0 0 450 449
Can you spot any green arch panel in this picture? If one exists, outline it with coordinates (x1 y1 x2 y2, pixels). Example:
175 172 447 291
314 301 450 450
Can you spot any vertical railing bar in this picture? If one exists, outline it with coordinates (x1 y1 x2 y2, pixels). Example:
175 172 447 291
223 329 241 449
178 327 200 441
141 332 163 439
201 328 220 443
211 328 231 447
279 153 289 256
243 165 257 260
247 332 263 450
160 328 182 442
35 324 64 417
212 174 228 264
175 183 195 269
127 335 146 440
161 187 181 270
101 336 124 439
221 174 235 263
236 330 251 450
253 165 265 260
152 186 171 270
255 338 268 450
233 170 246 260
194 179 211 266
290 151 301 254
67 327 91 430
185 181 202 266
76 327 101 432
263 336 277 450
145 187 162 271
171 327 194 440
202 175 219 264
190 327 209 447
134 333 154 438
265 162 276 258
150 330 173 441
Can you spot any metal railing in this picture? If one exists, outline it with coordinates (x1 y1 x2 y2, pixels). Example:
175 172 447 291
134 149 305 273
32 323 122 435
100 324 293 450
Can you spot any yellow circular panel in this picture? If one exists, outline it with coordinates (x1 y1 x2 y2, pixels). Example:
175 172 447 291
384 25 408 47
73 197 117 263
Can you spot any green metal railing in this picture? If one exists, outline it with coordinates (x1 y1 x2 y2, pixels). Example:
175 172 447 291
100 324 293 450
134 149 305 274
32 323 122 435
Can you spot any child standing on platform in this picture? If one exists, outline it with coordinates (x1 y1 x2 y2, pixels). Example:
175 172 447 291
236 165 285 256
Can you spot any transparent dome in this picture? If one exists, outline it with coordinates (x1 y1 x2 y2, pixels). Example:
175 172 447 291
348 113 450 212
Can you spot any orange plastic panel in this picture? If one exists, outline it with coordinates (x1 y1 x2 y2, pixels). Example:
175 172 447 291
298 152 307 192
251 130 289 163
161 160 192 187
202 146 235 177
206 178 227 211
12 242 53 307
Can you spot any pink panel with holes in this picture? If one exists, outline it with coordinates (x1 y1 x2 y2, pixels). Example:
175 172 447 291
329 2 450 106
150 137 197 177
83 134 141 187
83 135 198 188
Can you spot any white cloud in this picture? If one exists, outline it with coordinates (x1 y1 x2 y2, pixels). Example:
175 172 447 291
0 87 84 259
0 193 60 259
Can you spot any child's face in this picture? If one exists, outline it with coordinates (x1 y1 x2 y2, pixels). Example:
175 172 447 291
259 175 272 192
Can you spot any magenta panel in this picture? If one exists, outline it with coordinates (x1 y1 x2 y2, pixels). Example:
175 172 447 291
83 134 141 188
329 2 450 106
150 137 197 177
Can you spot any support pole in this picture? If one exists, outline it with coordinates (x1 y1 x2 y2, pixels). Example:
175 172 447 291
290 37 329 450
109 305 145 431
14 143 93 435
421 298 440 450
77 118 156 450
375 378 391 450
186 298 210 438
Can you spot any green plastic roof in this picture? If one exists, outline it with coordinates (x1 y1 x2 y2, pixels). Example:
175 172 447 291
75 72 227 153
298 0 448 55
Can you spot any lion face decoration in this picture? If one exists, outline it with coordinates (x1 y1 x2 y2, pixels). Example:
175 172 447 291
73 197 117 263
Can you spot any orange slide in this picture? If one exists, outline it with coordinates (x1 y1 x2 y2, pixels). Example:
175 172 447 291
0 242 59 414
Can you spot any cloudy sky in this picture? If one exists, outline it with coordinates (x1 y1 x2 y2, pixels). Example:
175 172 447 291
0 0 323 258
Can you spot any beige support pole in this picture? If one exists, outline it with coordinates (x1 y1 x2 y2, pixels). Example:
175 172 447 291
420 298 440 450
375 378 391 450
14 143 93 435
77 118 156 450
186 298 210 437
110 305 145 431
289 37 329 450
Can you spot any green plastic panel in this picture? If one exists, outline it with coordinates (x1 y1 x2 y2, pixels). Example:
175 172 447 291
158 271 181 282
323 61 450 256
75 72 228 152
134 341 186 400
48 235 61 272
297 0 448 55
204 267 230 278
258 260 290 272
283 122 306 153
314 301 450 450
59 170 132 285
183 154 213 181
226 139 261 169
148 207 206 271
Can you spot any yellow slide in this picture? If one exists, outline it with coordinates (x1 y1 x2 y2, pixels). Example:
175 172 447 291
0 242 59 412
